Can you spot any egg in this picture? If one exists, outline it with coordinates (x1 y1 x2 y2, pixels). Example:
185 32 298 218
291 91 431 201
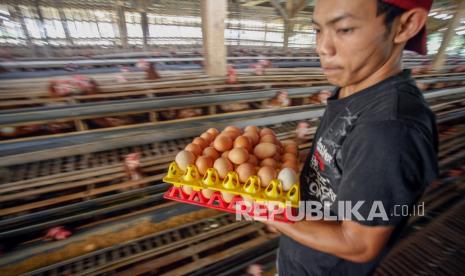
206 128 220 137
182 185 193 195
222 150 231 159
213 135 233 152
203 147 220 159
192 137 208 149
201 188 215 199
222 130 241 140
175 150 196 171
228 148 249 165
285 144 298 155
235 163 256 182
244 125 259 133
260 134 277 144
243 131 260 146
200 132 214 143
257 166 277 187
278 168 298 191
282 153 297 163
221 192 235 203
214 157 234 178
282 160 299 172
260 158 278 168
185 143 202 156
224 125 242 134
247 155 258 166
260 128 275 137
234 135 252 152
253 143 277 160
272 152 281 162
196 156 214 175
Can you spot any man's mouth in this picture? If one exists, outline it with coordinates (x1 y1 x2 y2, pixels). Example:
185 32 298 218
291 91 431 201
322 66 343 75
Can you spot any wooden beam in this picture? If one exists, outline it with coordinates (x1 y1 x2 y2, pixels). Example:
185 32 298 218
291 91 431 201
11 4 34 48
271 0 289 21
433 0 465 70
54 1 74 45
242 0 271 7
201 0 227 76
290 0 308 17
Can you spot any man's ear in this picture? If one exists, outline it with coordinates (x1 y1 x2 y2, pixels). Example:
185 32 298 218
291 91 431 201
393 8 428 44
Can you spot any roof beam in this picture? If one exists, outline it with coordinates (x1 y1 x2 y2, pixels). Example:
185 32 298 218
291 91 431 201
242 0 271 7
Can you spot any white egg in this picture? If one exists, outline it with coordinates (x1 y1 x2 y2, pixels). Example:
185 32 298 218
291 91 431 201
277 168 297 191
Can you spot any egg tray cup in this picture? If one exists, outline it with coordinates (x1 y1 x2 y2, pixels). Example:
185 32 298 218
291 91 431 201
163 186 298 223
162 162 300 223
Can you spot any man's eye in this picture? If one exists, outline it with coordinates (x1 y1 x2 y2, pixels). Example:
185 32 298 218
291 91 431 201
314 28 321 34
337 28 354 34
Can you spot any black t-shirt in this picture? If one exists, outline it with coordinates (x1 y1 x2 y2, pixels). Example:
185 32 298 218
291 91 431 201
278 70 438 275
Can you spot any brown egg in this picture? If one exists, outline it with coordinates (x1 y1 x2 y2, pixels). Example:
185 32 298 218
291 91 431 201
214 157 234 178
175 150 196 171
228 148 249 165
195 156 214 175
224 125 242 134
253 143 277 160
260 158 278 168
260 134 277 144
221 192 235 203
222 130 241 140
182 185 193 195
200 132 214 143
185 143 202 156
201 189 214 199
257 166 277 187
244 125 259 133
203 147 220 160
282 153 297 163
273 152 281 162
243 132 260 146
260 128 275 137
247 155 258 166
236 163 256 183
222 150 230 159
213 135 233 152
285 144 298 155
192 137 208 149
282 160 299 172
206 128 220 137
234 135 252 152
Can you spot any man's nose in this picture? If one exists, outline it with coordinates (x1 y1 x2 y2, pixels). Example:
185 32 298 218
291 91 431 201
316 32 336 57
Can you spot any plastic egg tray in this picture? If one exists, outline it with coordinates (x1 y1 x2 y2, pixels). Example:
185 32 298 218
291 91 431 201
163 162 300 223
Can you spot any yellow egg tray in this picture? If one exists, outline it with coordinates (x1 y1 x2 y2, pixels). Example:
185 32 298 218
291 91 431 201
163 162 300 208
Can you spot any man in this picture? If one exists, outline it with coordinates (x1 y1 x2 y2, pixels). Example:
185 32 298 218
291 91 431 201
261 0 438 275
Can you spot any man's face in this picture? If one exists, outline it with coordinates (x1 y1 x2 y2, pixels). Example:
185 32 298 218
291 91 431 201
313 0 394 87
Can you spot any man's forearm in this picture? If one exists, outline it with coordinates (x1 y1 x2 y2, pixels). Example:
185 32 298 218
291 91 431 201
270 220 369 262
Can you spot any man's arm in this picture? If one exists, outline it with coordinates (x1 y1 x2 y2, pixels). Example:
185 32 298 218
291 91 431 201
263 219 393 263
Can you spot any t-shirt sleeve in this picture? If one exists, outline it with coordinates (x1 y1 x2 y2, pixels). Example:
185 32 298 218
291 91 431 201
335 120 438 226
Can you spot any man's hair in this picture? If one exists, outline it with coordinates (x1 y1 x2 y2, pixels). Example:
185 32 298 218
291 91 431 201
376 0 406 31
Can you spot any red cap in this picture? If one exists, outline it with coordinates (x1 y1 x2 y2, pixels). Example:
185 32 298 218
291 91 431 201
381 0 433 55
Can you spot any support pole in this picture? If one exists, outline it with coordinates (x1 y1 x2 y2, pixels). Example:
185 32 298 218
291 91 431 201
116 4 128 49
432 0 465 70
201 0 227 76
141 11 149 49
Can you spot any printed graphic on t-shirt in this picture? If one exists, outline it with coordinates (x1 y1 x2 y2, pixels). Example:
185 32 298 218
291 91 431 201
303 108 358 206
